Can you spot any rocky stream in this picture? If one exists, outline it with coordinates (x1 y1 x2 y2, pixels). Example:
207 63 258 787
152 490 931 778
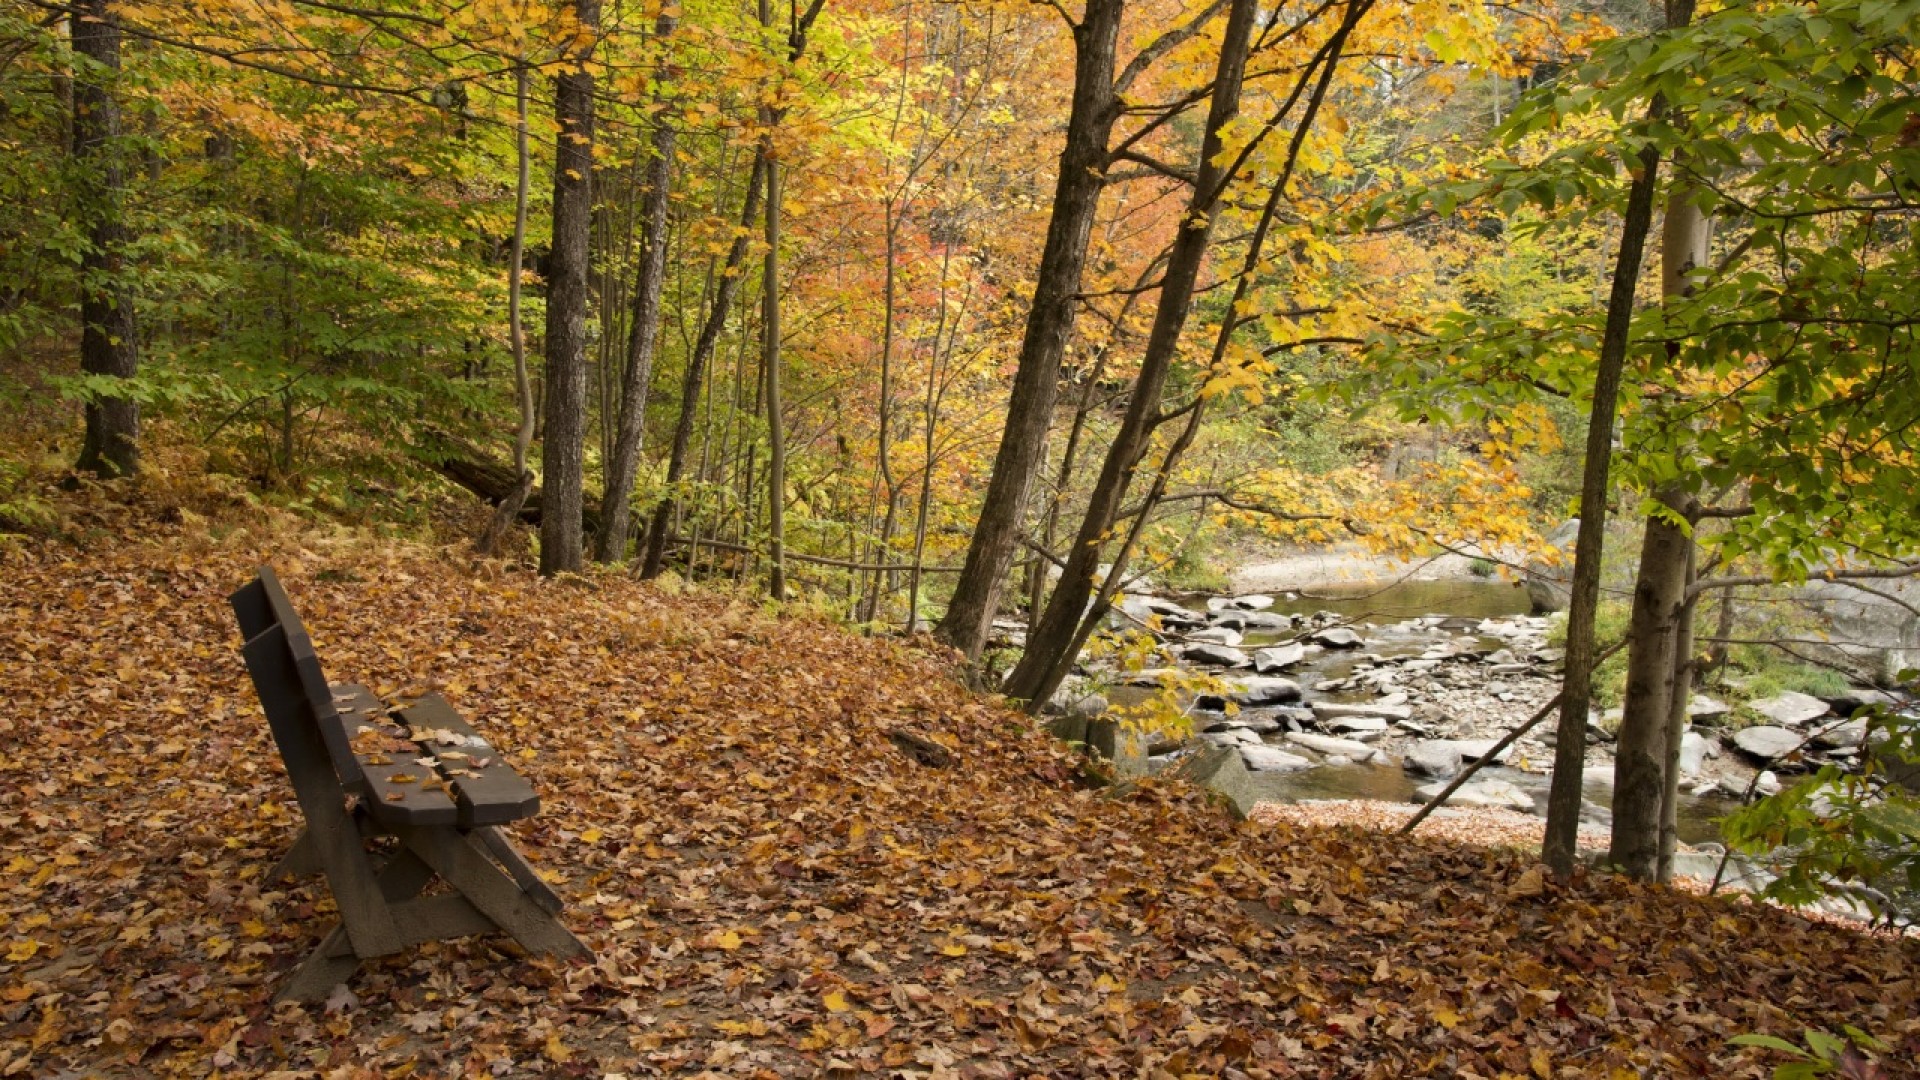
1023 575 1908 906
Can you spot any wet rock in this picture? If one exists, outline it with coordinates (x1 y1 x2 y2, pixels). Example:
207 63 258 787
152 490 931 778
1748 691 1830 727
1251 644 1307 673
1187 626 1244 647
1484 648 1518 666
1226 676 1304 705
1240 745 1313 772
1451 738 1514 765
1208 593 1275 612
1179 643 1250 667
1311 627 1363 648
1414 778 1533 811
1810 717 1868 750
1688 696 1733 722
1325 715 1390 738
1284 732 1379 760
1311 701 1413 723
1678 730 1714 776
1202 728 1260 748
1731 725 1802 761
1403 740 1464 778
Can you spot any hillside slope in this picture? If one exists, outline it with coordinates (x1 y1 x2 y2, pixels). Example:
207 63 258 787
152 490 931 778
1 508 1915 1077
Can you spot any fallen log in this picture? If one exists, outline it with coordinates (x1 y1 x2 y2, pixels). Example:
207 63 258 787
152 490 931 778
421 432 603 538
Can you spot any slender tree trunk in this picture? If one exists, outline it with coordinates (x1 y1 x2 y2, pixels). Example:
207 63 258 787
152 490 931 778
1657 542 1699 881
1541 81 1678 878
763 150 787 601
1610 132 1709 877
478 64 537 556
1003 0 1257 701
1608 491 1695 877
538 0 601 577
595 13 679 562
932 0 1125 660
641 153 767 577
71 0 140 479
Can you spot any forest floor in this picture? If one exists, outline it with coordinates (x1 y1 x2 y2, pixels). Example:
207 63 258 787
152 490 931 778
2 491 1918 1078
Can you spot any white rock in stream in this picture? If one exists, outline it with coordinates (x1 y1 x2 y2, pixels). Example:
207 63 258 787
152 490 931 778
1240 745 1314 772
1225 677 1304 705
1325 716 1390 738
1311 627 1364 648
1179 643 1250 667
1732 725 1802 761
1251 644 1307 673
1413 778 1534 811
1187 626 1245 646
1748 691 1830 727
1208 594 1276 612
1311 701 1413 722
1285 732 1380 760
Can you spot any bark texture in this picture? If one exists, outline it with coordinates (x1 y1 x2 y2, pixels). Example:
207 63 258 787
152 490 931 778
72 0 140 479
538 0 602 576
931 0 1125 660
1002 0 1257 701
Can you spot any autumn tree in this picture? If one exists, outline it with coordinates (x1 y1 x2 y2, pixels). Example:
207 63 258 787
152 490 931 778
69 0 139 479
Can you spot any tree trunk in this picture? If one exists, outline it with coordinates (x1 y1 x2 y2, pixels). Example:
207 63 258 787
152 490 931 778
763 150 787 601
1657 541 1699 882
1608 491 1695 878
1003 0 1257 701
71 0 140 479
640 153 767 578
1606 66 1708 875
931 0 1125 660
538 0 601 577
478 65 537 556
1541 102 1672 879
594 13 679 563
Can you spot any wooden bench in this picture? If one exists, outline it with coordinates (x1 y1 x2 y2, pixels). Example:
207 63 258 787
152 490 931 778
230 567 590 1002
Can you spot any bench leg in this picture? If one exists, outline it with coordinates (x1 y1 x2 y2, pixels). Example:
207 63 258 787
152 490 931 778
475 826 565 915
270 826 321 880
400 826 591 961
274 847 438 1003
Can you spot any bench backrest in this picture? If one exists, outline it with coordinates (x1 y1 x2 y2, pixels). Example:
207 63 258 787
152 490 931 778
230 568 364 791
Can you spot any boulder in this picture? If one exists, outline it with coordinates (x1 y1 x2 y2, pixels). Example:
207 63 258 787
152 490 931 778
1208 594 1276 612
1251 644 1307 673
1678 730 1713 776
1284 732 1378 760
1403 740 1465 778
1226 676 1304 705
1810 717 1869 750
1169 746 1260 818
1201 728 1260 748
1731 725 1802 761
1452 738 1515 765
1179 643 1250 667
1748 691 1830 727
1688 696 1733 722
1325 715 1390 737
1310 701 1413 723
1413 778 1534 811
1187 626 1245 647
1239 745 1314 772
1239 612 1297 631
1311 627 1363 648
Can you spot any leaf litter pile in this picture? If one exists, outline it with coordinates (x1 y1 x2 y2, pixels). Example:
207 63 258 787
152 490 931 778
2 524 1917 1078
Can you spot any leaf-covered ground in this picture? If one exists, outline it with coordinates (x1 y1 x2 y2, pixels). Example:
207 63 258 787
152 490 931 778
2 509 1917 1078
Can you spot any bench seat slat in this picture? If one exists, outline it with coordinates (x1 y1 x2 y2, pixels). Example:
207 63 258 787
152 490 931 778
357 756 462 826
398 694 540 827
